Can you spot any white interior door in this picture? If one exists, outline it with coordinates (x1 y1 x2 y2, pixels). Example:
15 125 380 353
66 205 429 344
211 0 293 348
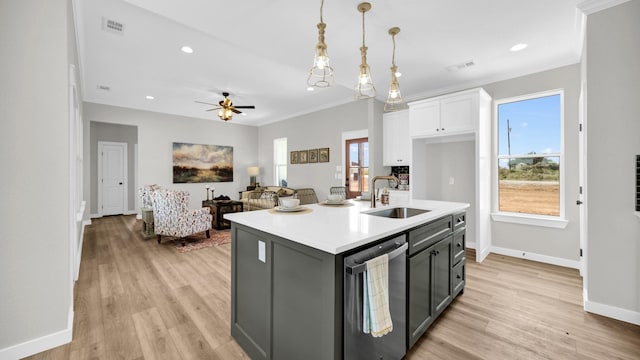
99 142 127 216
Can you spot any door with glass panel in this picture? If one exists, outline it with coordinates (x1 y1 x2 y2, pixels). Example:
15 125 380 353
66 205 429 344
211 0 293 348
346 138 369 199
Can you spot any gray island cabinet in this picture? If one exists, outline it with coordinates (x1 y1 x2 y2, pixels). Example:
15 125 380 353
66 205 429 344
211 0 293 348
226 200 468 360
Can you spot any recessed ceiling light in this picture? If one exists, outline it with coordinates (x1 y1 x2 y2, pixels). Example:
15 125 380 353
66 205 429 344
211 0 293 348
145 95 154 100
510 43 528 52
307 87 314 92
181 46 193 54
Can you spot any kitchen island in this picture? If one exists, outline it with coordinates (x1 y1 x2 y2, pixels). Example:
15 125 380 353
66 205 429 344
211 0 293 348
225 199 469 360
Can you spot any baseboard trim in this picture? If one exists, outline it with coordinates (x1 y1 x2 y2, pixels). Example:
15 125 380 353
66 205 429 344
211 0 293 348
91 209 137 219
0 306 73 360
490 246 580 269
585 300 640 326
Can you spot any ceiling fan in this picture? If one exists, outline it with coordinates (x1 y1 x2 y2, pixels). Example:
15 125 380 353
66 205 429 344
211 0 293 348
195 92 255 121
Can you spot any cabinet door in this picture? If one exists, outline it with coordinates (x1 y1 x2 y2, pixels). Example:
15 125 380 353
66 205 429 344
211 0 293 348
440 92 476 134
432 236 453 317
409 100 440 137
383 110 410 165
408 246 433 348
232 228 269 360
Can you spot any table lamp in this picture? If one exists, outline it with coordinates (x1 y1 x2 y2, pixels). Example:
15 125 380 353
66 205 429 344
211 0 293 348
247 166 260 187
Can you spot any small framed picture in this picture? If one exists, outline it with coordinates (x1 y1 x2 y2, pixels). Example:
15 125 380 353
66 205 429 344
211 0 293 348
319 147 330 163
290 151 299 164
308 149 318 163
299 150 309 164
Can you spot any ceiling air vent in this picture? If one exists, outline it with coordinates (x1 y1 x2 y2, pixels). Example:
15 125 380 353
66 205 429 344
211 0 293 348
446 60 476 72
102 17 125 35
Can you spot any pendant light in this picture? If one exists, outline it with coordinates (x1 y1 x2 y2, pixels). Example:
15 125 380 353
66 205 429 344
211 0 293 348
384 27 408 112
307 0 334 88
354 2 375 100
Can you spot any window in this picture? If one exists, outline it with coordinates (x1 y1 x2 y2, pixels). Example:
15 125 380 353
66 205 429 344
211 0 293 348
495 90 564 223
274 137 287 187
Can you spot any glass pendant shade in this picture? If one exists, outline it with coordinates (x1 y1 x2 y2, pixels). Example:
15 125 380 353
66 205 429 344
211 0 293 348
384 27 407 112
354 3 375 100
308 22 334 87
308 0 334 87
355 46 376 99
384 65 407 112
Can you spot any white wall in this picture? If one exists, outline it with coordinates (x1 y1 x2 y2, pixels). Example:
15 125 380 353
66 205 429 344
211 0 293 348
257 99 383 201
83 103 259 210
585 0 640 321
419 140 477 249
483 64 581 263
0 0 75 357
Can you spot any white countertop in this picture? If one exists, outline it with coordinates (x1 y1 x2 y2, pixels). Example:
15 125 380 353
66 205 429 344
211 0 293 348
224 199 469 255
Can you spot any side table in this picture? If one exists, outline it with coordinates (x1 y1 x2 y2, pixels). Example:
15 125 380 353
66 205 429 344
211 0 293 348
202 200 244 230
141 207 155 239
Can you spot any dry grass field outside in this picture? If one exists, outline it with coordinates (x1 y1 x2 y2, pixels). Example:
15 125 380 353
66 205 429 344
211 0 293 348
499 180 560 216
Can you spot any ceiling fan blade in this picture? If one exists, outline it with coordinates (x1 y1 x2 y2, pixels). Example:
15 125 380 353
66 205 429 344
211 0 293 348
206 108 220 112
231 107 243 114
195 100 217 106
234 105 255 109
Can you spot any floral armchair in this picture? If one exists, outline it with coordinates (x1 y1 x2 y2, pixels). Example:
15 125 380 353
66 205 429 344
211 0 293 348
150 189 212 245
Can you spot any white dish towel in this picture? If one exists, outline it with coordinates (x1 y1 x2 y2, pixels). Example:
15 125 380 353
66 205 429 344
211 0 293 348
363 253 393 337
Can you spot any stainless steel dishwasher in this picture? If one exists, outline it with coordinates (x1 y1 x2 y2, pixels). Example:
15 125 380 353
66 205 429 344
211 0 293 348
344 235 407 360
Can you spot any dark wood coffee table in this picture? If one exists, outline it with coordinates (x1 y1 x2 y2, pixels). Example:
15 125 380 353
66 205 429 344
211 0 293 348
202 200 244 230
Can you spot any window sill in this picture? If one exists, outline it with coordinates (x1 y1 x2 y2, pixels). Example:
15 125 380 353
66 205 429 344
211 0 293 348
491 212 569 229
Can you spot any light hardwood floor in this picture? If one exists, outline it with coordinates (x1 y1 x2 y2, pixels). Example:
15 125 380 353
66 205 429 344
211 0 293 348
27 215 640 360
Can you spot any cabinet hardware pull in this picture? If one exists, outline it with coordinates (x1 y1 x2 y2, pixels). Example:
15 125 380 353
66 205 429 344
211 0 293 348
456 275 461 279
412 228 450 249
457 243 462 247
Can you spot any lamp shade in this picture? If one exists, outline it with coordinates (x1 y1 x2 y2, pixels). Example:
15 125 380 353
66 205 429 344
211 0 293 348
247 166 260 176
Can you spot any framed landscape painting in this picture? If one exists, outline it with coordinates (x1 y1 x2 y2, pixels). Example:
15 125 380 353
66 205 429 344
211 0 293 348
290 151 299 164
172 142 233 183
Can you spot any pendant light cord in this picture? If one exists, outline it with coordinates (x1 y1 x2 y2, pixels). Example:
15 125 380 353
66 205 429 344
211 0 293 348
391 34 396 66
320 0 324 23
361 10 365 47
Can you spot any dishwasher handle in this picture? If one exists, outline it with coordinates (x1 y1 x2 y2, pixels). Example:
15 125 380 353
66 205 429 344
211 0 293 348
346 243 408 275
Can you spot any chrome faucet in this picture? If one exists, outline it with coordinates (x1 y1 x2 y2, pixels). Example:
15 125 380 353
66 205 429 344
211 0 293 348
370 175 400 208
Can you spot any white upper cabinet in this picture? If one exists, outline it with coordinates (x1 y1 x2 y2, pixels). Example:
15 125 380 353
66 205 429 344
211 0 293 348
409 88 487 138
383 109 411 166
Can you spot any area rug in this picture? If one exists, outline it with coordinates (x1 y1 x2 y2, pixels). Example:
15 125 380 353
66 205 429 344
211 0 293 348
172 230 231 253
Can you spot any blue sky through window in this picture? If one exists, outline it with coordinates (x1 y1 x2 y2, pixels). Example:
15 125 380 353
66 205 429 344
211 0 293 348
498 94 560 156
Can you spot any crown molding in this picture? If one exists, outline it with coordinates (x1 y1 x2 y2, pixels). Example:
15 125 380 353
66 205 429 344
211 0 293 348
577 0 631 15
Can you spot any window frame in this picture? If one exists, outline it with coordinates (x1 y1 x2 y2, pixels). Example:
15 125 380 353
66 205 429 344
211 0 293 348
273 137 287 187
491 89 568 229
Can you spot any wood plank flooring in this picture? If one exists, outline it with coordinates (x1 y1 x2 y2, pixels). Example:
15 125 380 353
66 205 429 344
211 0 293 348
26 215 640 360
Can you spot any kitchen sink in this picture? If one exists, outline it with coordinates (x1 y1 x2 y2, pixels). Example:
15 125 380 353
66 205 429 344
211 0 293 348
365 207 431 219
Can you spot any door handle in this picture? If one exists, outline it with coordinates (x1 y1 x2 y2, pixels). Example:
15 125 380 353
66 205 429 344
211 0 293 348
119 182 123 185
576 200 583 205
